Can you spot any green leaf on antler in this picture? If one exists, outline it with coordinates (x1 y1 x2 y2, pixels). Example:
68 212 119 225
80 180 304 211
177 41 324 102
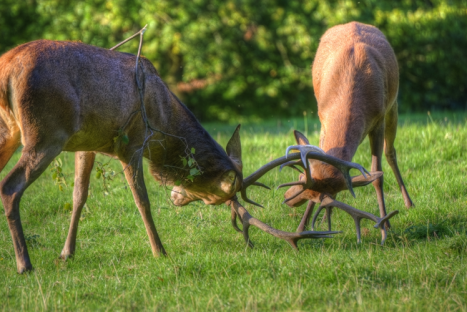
190 168 200 176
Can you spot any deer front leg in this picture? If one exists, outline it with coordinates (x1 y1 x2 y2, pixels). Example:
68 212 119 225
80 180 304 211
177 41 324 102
120 159 167 257
60 152 96 260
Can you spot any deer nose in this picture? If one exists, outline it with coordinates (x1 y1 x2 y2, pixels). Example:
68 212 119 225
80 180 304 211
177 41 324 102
171 187 189 206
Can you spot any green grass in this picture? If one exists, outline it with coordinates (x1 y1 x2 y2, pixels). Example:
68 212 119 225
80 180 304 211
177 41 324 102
1 112 466 311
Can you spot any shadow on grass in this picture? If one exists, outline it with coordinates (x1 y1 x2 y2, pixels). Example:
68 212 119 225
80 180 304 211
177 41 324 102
402 214 467 240
380 215 467 251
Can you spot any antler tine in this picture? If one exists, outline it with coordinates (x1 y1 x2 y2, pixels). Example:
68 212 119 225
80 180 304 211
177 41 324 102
252 182 270 190
285 145 325 168
276 181 305 190
240 189 264 208
230 207 254 247
282 188 305 204
230 207 242 233
319 195 399 245
311 205 333 231
279 160 304 173
311 205 323 231
373 210 399 245
228 196 340 250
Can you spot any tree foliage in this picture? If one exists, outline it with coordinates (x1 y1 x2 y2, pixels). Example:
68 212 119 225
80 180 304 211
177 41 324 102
1 0 466 121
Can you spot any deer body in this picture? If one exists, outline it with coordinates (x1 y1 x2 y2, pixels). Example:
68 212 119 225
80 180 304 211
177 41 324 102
284 22 413 230
0 40 242 273
314 22 398 161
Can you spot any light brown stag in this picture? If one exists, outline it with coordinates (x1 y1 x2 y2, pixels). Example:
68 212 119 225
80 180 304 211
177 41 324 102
0 39 339 273
279 22 413 238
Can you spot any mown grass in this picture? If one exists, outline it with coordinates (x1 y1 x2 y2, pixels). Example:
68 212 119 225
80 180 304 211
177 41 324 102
0 112 466 311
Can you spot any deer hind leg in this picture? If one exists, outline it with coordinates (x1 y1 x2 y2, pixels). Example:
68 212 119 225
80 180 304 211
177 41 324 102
0 142 64 273
0 117 21 173
120 157 167 257
369 122 390 228
60 152 96 260
384 102 414 208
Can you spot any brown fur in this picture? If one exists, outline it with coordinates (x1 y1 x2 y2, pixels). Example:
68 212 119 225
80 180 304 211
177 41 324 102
0 40 242 273
284 22 413 225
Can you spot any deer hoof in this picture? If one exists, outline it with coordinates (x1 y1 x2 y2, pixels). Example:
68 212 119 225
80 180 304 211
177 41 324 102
17 264 33 274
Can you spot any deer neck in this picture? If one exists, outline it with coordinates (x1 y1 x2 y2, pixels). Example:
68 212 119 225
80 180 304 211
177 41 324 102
319 106 364 162
318 73 368 163
144 91 234 184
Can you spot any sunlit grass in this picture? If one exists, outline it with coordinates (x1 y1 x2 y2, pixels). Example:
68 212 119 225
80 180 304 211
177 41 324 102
0 112 466 311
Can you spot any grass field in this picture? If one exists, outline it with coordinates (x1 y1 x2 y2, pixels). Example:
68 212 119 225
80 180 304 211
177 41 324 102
0 112 466 311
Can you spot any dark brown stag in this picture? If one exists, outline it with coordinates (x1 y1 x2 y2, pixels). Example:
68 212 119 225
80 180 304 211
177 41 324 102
278 22 413 238
0 39 338 273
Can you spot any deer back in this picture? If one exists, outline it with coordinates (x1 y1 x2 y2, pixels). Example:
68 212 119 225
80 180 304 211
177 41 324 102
312 22 399 161
0 40 159 151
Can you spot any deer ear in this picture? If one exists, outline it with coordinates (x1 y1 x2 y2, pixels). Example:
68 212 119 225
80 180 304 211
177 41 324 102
226 124 242 170
348 171 383 188
294 130 310 145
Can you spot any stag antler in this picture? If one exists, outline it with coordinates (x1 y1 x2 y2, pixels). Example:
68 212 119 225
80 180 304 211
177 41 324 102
240 151 369 206
236 146 397 245
276 155 315 205
240 154 298 207
232 152 309 236
227 196 339 249
285 145 370 198
313 195 398 245
278 147 397 244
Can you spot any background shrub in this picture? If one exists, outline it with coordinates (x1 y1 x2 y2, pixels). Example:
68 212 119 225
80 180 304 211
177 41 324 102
1 0 466 121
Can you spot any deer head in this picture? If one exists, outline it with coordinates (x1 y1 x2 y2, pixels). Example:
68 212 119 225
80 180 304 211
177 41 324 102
170 125 243 206
281 130 381 207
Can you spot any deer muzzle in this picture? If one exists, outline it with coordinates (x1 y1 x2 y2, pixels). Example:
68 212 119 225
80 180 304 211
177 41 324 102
170 186 193 206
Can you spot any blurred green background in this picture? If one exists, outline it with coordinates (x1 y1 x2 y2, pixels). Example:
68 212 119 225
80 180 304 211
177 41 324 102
1 0 466 122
